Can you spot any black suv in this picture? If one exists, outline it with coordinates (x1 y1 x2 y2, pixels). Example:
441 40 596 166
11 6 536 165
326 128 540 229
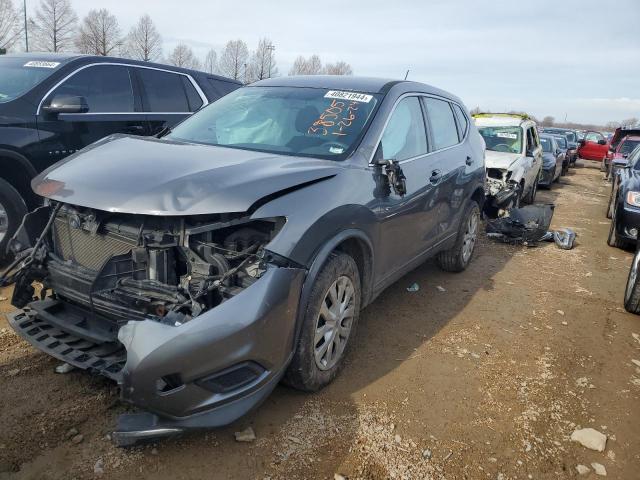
0 53 241 259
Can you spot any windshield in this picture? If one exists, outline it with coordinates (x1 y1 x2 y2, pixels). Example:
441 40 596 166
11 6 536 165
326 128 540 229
0 57 63 103
620 139 640 156
168 86 381 159
478 126 523 154
540 137 553 153
554 137 567 149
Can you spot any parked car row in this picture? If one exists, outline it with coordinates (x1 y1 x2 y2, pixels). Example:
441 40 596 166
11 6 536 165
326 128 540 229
602 132 640 314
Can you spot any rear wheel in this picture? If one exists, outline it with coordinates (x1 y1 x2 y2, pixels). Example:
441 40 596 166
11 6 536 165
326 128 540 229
437 201 480 272
624 247 640 314
0 178 28 266
284 252 361 391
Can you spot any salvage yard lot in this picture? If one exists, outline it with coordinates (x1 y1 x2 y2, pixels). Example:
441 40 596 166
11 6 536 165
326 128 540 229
1 162 639 479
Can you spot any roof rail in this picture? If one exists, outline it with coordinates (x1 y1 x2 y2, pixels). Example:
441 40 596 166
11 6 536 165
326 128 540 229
471 112 532 120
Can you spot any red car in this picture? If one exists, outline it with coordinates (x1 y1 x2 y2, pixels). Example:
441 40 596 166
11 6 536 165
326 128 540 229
577 130 609 161
605 134 640 177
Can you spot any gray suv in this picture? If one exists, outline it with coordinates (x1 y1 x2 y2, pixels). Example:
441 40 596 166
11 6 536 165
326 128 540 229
3 75 485 445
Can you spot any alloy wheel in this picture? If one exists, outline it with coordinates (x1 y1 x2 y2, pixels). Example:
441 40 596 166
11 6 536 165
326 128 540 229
314 275 355 371
462 210 479 263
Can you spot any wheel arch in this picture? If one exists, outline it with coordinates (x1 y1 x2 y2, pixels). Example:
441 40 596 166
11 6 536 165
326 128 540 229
291 229 374 350
0 149 39 208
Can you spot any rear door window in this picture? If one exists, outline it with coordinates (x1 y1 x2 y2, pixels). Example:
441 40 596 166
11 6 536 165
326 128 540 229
50 65 134 112
452 104 469 140
138 68 198 112
379 97 428 161
423 97 459 150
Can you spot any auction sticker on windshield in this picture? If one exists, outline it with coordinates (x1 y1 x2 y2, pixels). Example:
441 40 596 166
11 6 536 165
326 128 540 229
23 61 60 68
496 132 518 139
325 90 373 103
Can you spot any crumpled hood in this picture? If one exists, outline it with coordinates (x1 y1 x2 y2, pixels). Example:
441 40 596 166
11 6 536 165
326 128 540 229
484 151 523 170
32 135 342 215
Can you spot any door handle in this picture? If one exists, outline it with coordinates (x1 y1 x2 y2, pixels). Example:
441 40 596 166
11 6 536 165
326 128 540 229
465 156 473 166
429 169 442 184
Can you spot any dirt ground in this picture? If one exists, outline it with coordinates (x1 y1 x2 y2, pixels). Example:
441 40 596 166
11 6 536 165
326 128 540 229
1 161 639 480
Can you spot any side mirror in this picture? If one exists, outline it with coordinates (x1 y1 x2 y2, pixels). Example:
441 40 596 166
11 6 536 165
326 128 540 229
597 139 607 145
373 155 406 196
42 94 89 114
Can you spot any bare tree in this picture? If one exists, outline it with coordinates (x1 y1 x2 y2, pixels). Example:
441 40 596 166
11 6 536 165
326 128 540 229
541 116 555 127
247 38 276 82
31 0 77 52
0 0 21 51
219 39 249 81
289 56 307 76
166 43 201 69
203 48 217 74
621 117 639 128
288 54 323 75
126 14 161 61
75 9 123 56
306 55 322 74
323 61 353 75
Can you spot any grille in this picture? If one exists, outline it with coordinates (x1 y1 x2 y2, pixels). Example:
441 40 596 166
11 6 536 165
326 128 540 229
53 217 136 271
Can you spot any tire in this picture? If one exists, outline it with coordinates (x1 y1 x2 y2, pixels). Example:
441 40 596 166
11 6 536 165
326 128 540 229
607 207 630 249
523 172 539 204
606 183 615 219
284 252 361 391
624 248 640 314
561 160 569 176
437 201 480 273
0 178 28 265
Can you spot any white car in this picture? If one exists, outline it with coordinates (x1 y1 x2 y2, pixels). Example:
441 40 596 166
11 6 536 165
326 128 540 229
473 114 543 212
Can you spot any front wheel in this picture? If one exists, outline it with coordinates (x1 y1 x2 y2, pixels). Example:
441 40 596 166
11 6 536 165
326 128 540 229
624 248 640 314
606 183 615 219
284 252 361 391
437 201 480 272
607 208 630 249
0 178 28 266
523 173 539 204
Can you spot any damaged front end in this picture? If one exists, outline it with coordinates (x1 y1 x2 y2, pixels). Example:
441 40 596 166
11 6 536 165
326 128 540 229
2 202 305 445
484 168 522 218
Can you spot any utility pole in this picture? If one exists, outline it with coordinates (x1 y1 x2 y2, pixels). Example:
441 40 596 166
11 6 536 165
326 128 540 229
266 44 275 78
404 69 410 80
23 0 28 52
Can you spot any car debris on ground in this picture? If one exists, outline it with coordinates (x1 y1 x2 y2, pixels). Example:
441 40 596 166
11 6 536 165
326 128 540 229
485 204 577 249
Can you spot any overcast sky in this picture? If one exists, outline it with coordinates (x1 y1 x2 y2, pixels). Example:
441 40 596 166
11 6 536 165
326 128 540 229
33 0 640 124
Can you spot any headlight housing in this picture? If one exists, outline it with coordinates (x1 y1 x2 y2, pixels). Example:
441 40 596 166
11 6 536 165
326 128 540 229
626 191 640 207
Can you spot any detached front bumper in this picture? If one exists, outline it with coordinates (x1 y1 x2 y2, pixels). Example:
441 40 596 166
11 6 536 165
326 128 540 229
8 265 305 444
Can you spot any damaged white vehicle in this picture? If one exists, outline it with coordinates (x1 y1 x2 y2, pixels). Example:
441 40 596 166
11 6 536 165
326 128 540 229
473 114 543 214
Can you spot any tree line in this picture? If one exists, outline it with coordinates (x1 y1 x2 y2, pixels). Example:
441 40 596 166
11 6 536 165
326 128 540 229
0 0 353 82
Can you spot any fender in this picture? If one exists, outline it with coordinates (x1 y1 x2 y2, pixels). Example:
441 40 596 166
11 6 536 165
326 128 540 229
291 228 375 348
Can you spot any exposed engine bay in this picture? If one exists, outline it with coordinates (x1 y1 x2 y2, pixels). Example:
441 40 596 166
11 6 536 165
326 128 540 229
4 202 287 326
484 168 522 217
